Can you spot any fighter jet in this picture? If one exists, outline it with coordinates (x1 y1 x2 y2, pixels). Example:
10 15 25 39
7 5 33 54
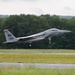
3 28 71 46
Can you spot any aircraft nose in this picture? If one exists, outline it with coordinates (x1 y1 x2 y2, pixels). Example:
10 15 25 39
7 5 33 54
61 30 72 33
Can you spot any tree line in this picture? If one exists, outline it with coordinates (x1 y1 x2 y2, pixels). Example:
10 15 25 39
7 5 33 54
0 14 75 49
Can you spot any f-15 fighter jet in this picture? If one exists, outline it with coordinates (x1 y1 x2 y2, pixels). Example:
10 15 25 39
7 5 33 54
3 28 71 46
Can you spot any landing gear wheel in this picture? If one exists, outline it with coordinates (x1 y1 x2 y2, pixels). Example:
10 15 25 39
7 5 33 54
29 42 32 47
29 44 31 47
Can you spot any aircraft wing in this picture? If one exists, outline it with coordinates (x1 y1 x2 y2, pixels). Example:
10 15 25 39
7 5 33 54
18 36 35 42
17 33 45 42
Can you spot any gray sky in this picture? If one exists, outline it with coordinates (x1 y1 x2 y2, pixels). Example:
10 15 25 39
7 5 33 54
0 0 75 15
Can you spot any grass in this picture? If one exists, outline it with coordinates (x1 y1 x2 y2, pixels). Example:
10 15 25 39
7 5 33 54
0 49 75 63
0 49 75 75
0 54 75 63
0 67 75 75
0 49 75 54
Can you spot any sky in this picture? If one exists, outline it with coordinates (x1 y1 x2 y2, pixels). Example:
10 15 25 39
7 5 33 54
0 0 75 16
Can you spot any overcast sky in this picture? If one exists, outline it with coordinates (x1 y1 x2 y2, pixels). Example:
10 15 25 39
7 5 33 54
0 0 75 15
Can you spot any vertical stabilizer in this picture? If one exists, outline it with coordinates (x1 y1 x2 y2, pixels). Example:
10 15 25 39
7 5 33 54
4 29 16 43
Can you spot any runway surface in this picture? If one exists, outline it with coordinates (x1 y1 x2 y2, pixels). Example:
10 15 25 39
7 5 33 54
0 63 75 68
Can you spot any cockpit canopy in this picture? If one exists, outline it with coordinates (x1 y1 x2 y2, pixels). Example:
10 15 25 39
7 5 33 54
50 28 59 31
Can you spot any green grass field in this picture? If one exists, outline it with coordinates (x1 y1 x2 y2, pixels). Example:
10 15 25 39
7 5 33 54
0 67 75 75
0 49 75 63
0 49 75 75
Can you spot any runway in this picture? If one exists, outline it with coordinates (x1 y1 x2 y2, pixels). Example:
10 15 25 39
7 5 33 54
0 63 75 68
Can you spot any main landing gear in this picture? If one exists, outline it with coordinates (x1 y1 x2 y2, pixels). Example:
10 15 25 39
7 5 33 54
48 37 51 44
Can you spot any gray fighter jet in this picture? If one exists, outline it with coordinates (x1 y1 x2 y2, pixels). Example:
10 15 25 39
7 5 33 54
3 28 71 46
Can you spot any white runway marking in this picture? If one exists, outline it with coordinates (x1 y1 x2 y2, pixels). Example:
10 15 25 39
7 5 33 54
0 63 75 68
